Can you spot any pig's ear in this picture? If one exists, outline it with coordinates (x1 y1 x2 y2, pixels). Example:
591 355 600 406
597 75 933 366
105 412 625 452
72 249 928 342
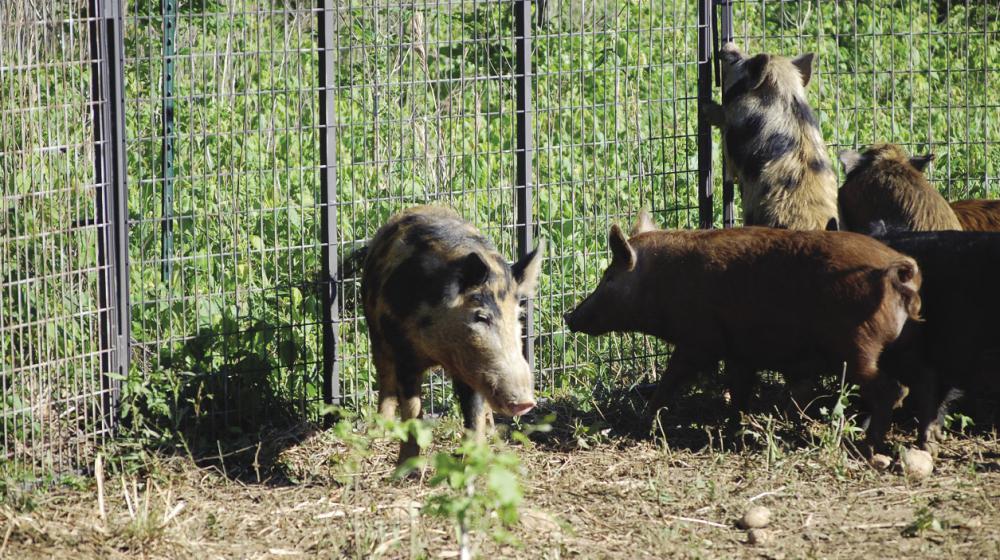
746 53 771 90
838 149 863 174
909 153 935 173
718 42 744 66
609 225 636 271
630 209 657 237
512 238 545 298
791 52 815 87
457 252 490 292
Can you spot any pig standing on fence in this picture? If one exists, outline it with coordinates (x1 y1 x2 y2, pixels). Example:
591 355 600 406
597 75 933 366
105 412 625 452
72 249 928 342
869 227 1000 451
361 206 544 463
705 42 838 231
837 143 963 233
564 211 921 454
950 199 1000 231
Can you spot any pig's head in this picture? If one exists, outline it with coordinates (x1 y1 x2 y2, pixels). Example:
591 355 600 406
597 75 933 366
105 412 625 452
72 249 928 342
717 42 814 102
428 239 545 418
564 211 657 336
838 143 936 178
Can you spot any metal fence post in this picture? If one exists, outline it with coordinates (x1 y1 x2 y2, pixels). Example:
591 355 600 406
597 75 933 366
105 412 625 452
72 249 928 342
514 0 535 368
162 0 177 282
715 0 736 228
697 0 714 229
88 0 130 430
318 0 340 408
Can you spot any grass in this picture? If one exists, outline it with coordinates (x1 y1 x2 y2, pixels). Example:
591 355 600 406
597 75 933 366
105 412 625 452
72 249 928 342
1 390 999 558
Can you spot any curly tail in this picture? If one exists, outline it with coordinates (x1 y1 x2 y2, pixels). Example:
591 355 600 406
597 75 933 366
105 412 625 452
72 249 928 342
888 258 921 321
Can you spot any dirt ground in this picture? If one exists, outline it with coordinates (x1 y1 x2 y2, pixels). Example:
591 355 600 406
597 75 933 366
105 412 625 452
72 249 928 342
3 395 999 560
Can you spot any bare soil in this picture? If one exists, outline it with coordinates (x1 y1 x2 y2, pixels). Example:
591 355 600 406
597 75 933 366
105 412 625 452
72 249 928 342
2 398 999 559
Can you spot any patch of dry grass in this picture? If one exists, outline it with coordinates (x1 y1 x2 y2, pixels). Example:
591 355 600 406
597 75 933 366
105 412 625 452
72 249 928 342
2 401 999 559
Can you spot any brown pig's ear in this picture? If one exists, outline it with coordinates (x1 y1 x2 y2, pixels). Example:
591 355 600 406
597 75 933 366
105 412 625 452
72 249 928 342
791 52 815 87
838 149 863 174
909 153 935 173
630 209 657 237
609 225 636 271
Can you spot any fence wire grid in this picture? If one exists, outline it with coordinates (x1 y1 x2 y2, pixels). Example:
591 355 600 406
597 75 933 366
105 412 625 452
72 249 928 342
2 0 999 474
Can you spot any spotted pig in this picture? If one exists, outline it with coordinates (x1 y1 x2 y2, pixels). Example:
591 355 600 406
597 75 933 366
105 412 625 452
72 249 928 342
361 206 544 463
706 42 838 230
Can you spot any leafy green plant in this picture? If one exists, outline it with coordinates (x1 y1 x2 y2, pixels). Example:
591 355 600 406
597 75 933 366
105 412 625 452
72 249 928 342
816 370 864 454
902 504 951 537
943 412 974 435
392 418 528 560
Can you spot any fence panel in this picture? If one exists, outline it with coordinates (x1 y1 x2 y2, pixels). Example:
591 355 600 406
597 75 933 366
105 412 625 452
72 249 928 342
529 1 702 398
1 1 125 473
4 0 998 473
123 1 327 435
331 0 523 413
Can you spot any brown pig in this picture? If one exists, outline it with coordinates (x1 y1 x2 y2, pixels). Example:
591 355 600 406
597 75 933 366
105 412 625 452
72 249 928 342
564 212 921 453
950 199 1000 231
837 144 962 232
362 206 544 463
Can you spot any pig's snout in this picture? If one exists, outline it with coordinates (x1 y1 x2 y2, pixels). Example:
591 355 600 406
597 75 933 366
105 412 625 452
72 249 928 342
509 401 535 416
563 311 576 331
564 305 596 335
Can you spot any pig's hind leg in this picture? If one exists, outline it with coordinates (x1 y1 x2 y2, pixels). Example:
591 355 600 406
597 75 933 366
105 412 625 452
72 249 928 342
853 357 904 457
374 346 400 420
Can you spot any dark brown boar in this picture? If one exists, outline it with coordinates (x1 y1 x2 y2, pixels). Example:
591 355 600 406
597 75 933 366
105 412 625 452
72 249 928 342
837 143 962 232
362 205 544 462
564 213 921 453
705 42 839 230
871 229 1000 451
950 199 1000 231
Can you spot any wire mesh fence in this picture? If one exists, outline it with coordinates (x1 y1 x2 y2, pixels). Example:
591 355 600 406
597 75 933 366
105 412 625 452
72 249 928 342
529 0 703 400
3 0 999 474
123 1 327 437
332 0 526 414
1 1 125 474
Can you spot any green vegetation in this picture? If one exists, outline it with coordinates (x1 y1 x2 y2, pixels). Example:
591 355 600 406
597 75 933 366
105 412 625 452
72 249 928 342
2 0 999 471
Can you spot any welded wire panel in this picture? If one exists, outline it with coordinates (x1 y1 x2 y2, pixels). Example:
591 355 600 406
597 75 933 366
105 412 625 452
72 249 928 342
1 3 116 473
727 0 999 199
332 0 524 412
124 1 326 431
531 1 702 397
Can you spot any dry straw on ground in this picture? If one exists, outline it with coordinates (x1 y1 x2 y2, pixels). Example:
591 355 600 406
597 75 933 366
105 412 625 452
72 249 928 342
3 403 999 560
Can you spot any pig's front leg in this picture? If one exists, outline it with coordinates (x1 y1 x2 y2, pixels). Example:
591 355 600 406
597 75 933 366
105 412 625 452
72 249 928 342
453 378 490 442
647 346 714 416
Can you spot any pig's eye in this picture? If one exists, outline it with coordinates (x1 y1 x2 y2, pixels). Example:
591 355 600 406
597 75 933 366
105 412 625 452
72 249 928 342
474 312 493 326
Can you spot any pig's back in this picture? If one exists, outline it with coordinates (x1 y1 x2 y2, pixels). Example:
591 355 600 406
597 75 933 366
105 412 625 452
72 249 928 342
361 205 502 316
637 227 911 365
